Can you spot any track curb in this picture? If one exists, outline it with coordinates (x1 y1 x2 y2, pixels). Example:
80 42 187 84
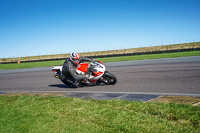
1 92 200 106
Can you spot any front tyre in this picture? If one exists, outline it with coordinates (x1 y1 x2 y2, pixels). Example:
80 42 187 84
101 71 117 85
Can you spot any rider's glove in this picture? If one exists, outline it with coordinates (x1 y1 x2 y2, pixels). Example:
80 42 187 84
83 74 89 81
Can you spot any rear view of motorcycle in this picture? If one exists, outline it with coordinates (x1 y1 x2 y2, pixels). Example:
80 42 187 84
52 60 117 88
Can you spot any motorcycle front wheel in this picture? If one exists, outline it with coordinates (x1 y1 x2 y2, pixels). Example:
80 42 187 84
101 71 117 85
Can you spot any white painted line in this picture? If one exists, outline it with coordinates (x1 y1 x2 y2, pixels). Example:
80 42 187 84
1 90 200 96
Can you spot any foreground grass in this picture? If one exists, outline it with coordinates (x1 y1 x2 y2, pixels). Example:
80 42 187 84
0 95 199 133
0 51 200 70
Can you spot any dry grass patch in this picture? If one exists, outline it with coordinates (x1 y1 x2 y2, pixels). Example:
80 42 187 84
1 42 199 63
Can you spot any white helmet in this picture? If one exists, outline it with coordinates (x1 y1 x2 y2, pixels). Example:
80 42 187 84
70 52 80 65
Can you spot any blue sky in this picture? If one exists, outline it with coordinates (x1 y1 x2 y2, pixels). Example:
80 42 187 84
0 0 200 58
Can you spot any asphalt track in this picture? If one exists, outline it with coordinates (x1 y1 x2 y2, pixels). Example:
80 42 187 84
0 56 200 101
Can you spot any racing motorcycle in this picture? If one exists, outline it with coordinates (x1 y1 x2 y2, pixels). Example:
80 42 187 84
52 61 117 87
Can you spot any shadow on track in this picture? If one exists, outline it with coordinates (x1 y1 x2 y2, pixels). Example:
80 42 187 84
49 83 105 89
48 84 72 88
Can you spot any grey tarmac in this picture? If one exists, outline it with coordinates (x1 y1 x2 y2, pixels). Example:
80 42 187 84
0 56 200 101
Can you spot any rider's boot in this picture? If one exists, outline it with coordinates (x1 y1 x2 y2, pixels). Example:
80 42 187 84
72 80 80 88
54 73 61 79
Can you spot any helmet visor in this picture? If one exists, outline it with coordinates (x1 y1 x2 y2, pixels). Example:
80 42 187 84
73 59 80 65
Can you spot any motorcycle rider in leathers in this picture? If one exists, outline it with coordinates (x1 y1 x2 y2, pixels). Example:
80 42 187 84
61 52 93 87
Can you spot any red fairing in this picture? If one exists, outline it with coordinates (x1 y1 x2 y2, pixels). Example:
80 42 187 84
77 63 89 73
92 71 103 76
90 79 97 83
97 61 104 65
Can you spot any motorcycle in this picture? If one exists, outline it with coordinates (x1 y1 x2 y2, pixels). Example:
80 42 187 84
52 60 117 87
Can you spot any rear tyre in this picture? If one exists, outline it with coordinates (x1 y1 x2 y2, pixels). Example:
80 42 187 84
61 79 79 88
101 71 117 85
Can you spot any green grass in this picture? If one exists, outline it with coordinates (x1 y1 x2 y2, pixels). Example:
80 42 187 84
96 51 200 63
0 95 199 133
0 60 65 70
0 51 200 70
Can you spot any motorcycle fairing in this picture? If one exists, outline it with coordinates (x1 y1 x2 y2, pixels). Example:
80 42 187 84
76 63 89 74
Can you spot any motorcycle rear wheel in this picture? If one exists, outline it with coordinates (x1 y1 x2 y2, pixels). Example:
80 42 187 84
61 79 79 88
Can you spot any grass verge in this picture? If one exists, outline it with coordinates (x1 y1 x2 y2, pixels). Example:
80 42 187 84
95 50 200 63
0 51 200 70
0 95 199 133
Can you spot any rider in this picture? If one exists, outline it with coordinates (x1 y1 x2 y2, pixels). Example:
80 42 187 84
61 52 93 87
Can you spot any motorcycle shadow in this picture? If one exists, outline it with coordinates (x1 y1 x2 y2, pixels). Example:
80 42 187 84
48 84 73 89
48 83 105 89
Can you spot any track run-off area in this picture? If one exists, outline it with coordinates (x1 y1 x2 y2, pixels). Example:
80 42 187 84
0 56 200 101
